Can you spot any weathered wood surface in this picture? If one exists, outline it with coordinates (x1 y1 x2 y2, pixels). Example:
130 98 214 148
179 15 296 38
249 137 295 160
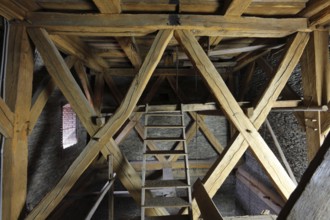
278 134 330 220
175 29 298 199
301 30 329 161
174 32 309 219
0 97 14 138
26 29 173 219
26 12 308 37
29 56 77 133
2 24 34 220
35 0 307 16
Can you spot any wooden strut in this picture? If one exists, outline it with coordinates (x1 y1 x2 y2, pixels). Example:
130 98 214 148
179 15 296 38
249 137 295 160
174 30 309 219
26 28 173 219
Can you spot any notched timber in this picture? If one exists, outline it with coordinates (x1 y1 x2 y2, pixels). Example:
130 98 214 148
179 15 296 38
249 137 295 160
26 13 308 37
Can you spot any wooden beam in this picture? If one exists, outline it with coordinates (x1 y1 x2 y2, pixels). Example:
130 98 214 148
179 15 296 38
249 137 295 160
166 76 224 154
238 62 255 101
309 5 330 27
0 97 14 138
116 37 142 69
0 1 26 20
299 0 330 18
278 133 330 219
74 61 94 108
93 72 105 115
175 29 298 198
210 0 253 46
26 29 173 219
193 179 224 220
93 0 121 14
29 56 77 133
26 12 308 38
175 32 309 219
50 34 108 72
301 30 329 161
28 28 99 134
2 24 34 220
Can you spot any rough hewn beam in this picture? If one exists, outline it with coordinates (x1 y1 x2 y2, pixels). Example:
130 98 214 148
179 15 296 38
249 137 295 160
28 28 99 134
301 30 329 161
175 31 309 219
0 97 14 138
29 56 77 133
2 24 34 220
26 12 308 38
210 0 253 46
26 29 173 219
175 29 297 197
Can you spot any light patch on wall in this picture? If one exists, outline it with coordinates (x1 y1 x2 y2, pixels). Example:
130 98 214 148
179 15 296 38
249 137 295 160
62 103 77 149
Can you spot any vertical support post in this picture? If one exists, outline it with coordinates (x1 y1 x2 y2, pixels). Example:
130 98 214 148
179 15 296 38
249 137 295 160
301 30 329 161
108 154 114 220
2 24 34 220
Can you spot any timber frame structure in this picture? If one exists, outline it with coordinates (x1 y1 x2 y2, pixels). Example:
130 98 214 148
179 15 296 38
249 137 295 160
0 0 329 219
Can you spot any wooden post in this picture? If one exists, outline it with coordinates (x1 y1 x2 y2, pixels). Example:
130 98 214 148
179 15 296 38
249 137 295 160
301 30 329 161
2 24 34 220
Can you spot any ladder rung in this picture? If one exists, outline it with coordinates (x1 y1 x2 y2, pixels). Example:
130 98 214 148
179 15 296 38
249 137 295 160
144 180 189 189
143 197 190 208
146 215 190 220
145 113 182 117
145 138 185 142
144 150 186 155
145 125 185 129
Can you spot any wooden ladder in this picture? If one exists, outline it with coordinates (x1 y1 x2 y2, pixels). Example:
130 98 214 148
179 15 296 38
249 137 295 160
141 104 192 220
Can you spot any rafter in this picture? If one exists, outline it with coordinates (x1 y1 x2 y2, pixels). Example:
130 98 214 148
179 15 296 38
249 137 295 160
26 29 173 219
50 35 108 72
26 12 308 38
175 30 309 219
93 72 105 115
210 0 253 46
74 61 94 108
29 56 77 133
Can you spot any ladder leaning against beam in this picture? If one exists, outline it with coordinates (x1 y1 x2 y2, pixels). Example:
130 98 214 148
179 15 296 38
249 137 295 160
141 104 192 220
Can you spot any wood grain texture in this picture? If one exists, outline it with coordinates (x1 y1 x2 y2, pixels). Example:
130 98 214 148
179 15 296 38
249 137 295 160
278 133 330 220
2 24 34 220
301 30 329 161
0 97 14 138
26 29 173 219
175 31 309 219
26 12 308 38
175 29 297 199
